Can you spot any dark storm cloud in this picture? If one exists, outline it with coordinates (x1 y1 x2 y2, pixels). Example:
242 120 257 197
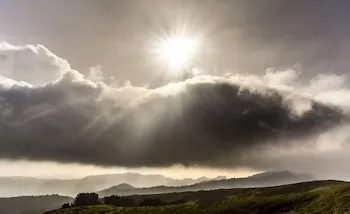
1 0 350 170
99 81 344 167
0 54 346 168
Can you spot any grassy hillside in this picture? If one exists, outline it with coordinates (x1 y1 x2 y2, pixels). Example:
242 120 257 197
46 180 350 214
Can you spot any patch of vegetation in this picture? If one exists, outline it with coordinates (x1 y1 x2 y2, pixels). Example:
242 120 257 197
73 193 100 206
104 195 137 207
45 181 350 214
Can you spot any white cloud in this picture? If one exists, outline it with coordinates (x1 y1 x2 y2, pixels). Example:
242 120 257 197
0 42 70 86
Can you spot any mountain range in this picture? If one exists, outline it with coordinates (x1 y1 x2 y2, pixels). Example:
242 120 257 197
0 172 225 197
97 170 313 197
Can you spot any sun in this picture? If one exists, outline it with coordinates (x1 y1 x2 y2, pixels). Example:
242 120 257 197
155 35 199 71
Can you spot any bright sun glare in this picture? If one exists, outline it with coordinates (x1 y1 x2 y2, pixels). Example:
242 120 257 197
156 35 199 70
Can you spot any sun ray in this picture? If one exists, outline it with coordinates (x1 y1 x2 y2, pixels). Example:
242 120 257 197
153 34 200 73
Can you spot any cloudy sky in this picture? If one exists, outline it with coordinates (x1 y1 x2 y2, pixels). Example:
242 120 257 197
0 0 350 179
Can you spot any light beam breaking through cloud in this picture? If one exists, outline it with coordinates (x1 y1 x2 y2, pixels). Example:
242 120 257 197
0 42 348 173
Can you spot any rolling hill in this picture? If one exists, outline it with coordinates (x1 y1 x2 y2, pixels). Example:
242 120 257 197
45 180 349 214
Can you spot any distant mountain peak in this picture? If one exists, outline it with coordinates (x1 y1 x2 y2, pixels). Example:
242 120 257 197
247 170 314 182
214 176 227 180
249 170 294 177
113 183 135 190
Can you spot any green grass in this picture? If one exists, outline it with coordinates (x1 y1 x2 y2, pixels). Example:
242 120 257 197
46 180 350 214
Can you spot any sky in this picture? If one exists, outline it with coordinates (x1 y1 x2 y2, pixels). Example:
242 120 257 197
1 0 350 179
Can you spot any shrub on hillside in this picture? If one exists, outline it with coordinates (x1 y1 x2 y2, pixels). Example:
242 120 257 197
73 193 100 206
61 203 71 209
103 195 137 207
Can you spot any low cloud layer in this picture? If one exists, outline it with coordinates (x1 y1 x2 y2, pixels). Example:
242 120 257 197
0 42 348 170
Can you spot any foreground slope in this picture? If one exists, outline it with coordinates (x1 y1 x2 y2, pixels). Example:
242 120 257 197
46 180 349 214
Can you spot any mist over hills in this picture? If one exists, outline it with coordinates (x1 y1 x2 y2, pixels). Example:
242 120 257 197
0 170 313 198
98 170 313 197
0 172 224 197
